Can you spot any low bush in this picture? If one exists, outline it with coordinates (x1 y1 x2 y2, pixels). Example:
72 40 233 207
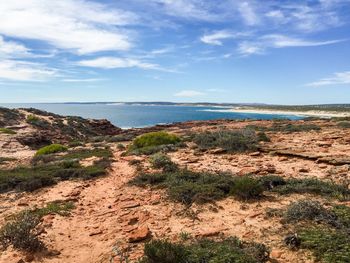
298 227 350 263
247 124 321 133
139 237 270 263
284 200 336 224
131 169 236 205
149 153 178 172
193 129 259 152
132 132 180 149
68 140 84 147
61 148 112 160
230 176 264 200
26 115 50 128
107 134 135 142
0 211 43 252
0 128 16 134
0 201 74 252
0 157 111 193
35 144 68 156
128 132 181 155
270 178 350 201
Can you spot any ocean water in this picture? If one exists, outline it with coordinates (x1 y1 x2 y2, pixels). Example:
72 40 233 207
0 103 303 128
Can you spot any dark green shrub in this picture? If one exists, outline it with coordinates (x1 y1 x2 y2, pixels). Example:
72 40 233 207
107 134 135 142
130 169 236 205
35 144 68 156
140 240 189 263
117 143 126 150
26 115 49 128
150 153 178 172
0 211 43 252
0 128 16 134
332 205 350 229
139 238 270 263
298 227 350 263
271 178 350 200
193 129 259 152
256 132 270 142
68 140 84 147
230 176 264 200
284 200 336 223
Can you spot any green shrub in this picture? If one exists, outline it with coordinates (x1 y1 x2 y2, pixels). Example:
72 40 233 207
68 140 84 147
0 157 111 193
230 176 264 200
0 211 43 252
150 153 178 172
256 132 270 142
107 134 135 142
271 178 350 201
131 169 236 205
0 128 16 134
0 201 74 252
26 114 49 128
117 143 126 150
139 238 270 263
132 132 180 149
298 227 350 263
332 205 350 229
35 144 68 156
284 200 335 223
193 129 259 153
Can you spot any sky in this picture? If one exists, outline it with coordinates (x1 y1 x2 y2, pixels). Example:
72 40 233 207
0 0 350 104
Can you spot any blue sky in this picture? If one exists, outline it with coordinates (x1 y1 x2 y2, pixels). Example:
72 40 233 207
0 0 349 104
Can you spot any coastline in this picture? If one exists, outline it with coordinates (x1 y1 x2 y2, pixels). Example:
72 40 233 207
229 108 350 118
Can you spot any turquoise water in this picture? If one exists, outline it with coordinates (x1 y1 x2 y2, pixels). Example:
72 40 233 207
0 103 303 128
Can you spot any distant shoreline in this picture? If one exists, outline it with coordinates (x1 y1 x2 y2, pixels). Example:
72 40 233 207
229 107 350 118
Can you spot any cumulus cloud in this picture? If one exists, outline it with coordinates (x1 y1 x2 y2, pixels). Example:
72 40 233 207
174 90 205 97
0 0 136 54
305 71 350 87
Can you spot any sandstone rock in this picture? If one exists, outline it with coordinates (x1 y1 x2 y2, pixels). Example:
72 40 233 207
270 249 283 258
238 167 259 176
128 226 151 243
121 202 140 209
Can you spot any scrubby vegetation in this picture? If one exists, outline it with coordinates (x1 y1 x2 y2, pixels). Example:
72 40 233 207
149 153 179 172
138 237 270 263
26 114 50 128
0 147 113 193
35 144 68 156
128 132 182 155
131 169 265 205
230 176 264 200
298 227 350 263
247 123 321 133
279 199 350 262
0 201 74 252
193 129 262 152
0 128 16 134
267 177 350 201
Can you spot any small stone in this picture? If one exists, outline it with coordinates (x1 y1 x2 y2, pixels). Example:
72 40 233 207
270 249 283 258
121 202 140 209
24 254 35 262
89 230 103 236
128 226 151 243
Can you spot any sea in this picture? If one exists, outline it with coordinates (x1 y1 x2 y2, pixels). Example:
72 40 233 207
0 103 303 129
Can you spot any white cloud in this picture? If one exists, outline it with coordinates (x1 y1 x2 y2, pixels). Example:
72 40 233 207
238 34 343 55
0 0 136 54
200 30 242 46
150 0 220 21
174 90 205 97
0 36 30 57
238 2 259 26
61 78 105 82
0 60 56 81
77 57 164 71
263 34 343 47
306 71 350 87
